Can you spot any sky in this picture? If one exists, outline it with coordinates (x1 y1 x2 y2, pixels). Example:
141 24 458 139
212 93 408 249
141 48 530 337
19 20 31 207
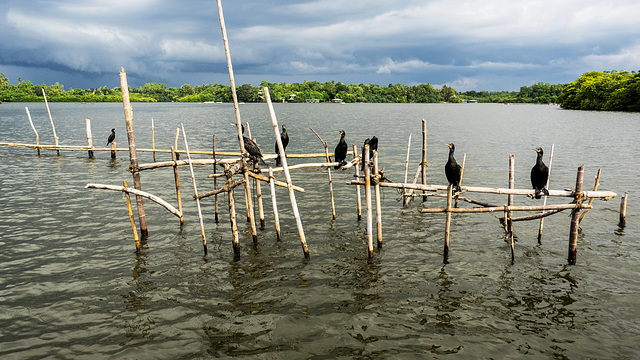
1 0 639 92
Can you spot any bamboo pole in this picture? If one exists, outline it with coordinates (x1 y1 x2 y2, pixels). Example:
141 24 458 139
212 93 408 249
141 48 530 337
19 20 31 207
508 204 515 263
568 165 584 265
619 192 628 228
422 203 590 214
403 133 412 206
537 144 554 244
41 88 59 155
264 87 309 259
226 166 241 257
269 168 282 241
119 68 148 238
25 107 40 155
245 171 305 192
111 141 117 159
403 162 423 208
454 153 466 208
171 146 184 226
256 162 266 228
310 127 336 219
353 144 362 220
123 180 140 253
213 135 219 223
444 184 452 263
181 123 207 255
507 154 515 237
174 128 180 160
151 118 156 162
373 150 382 248
364 144 374 258
85 183 183 219
578 168 601 224
85 119 94 158
421 118 427 201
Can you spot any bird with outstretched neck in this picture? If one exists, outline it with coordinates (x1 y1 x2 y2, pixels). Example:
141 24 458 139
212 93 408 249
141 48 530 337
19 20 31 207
275 125 288 166
530 147 549 199
445 143 462 192
107 128 115 146
334 130 347 169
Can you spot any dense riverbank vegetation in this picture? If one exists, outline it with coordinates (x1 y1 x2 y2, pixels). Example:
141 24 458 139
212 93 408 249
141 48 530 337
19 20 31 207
2 70 638 110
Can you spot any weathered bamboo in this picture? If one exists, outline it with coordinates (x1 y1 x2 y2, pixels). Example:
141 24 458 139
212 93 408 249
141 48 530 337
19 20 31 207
213 135 219 223
568 165 584 265
402 163 423 208
269 168 282 241
259 161 340 172
85 183 183 219
227 170 241 257
255 162 266 228
25 107 40 155
245 171 305 192
41 88 59 155
353 144 362 220
111 141 117 159
120 68 147 237
181 123 207 255
171 146 184 226
174 128 180 160
505 209 565 222
85 118 94 158
507 154 515 236
373 150 382 248
264 87 309 259
403 133 412 205
364 144 374 258
422 202 591 214
537 144 554 243
444 184 452 263
151 118 156 162
619 192 628 228
508 204 515 263
454 153 466 207
140 158 236 171
196 178 245 199
578 168 601 224
310 127 336 219
123 180 140 253
421 118 428 201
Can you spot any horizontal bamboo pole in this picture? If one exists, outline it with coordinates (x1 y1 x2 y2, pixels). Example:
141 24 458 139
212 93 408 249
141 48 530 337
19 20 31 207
196 179 245 200
246 171 305 192
504 209 565 222
137 158 237 171
422 203 592 214
346 180 617 200
258 161 340 173
85 183 183 220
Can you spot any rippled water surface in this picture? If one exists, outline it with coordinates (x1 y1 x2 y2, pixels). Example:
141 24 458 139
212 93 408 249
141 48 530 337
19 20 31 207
1 102 639 358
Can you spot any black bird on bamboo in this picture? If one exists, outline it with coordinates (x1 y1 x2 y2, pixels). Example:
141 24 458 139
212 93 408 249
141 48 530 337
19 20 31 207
445 143 462 192
334 130 347 169
106 128 115 146
361 138 370 170
530 147 549 199
361 136 378 170
275 124 288 166
240 124 266 166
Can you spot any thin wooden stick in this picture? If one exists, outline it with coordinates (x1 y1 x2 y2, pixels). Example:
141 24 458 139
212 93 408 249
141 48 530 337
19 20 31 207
245 171 305 192
174 128 180 160
422 203 590 214
619 192 628 228
444 184 452 263
373 150 382 248
269 168 282 241
85 183 182 219
507 154 515 237
353 144 362 220
568 165 585 265
364 144 374 258
41 88 59 155
403 163 423 208
151 118 156 162
171 146 184 226
421 118 427 201
123 180 140 253
537 144 554 243
256 162 266 228
25 107 40 155
213 135 219 223
227 170 241 258
181 123 207 255
264 87 309 259
454 153 466 207
85 118 94 158
310 127 336 219
508 204 515 263
120 68 147 237
578 168 601 224
403 133 412 206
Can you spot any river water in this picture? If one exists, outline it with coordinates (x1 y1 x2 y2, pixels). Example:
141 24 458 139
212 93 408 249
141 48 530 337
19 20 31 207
0 101 638 358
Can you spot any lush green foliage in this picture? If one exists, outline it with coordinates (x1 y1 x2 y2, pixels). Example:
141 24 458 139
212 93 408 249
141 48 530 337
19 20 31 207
556 70 640 111
459 82 565 104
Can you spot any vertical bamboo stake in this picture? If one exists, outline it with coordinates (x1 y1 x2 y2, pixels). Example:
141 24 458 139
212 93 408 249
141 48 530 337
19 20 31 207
119 68 148 238
444 184 452 264
85 118 94 158
568 165 585 265
618 192 628 228
213 135 219 223
151 118 156 162
403 133 412 205
507 154 515 237
364 144 374 258
421 118 428 201
123 180 140 253
217 0 258 246
264 87 309 259
269 168 282 241
227 170 241 257
181 123 207 255
454 153 466 207
174 128 180 160
537 144 554 244
310 128 336 219
579 168 601 224
42 88 59 155
111 141 117 159
373 150 383 248
171 146 184 227
256 162 266 228
25 107 40 155
353 144 362 220
508 204 515 263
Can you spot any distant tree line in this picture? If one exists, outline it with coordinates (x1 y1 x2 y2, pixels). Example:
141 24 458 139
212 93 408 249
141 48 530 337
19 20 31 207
2 70 637 110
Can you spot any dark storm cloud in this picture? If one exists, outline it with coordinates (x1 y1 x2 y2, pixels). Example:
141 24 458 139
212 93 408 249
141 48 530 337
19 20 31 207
1 0 639 91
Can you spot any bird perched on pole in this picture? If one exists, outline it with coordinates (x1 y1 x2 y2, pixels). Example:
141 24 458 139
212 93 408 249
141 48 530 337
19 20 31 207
334 130 347 169
107 128 115 146
445 143 462 192
240 124 266 167
275 124 288 166
530 147 549 199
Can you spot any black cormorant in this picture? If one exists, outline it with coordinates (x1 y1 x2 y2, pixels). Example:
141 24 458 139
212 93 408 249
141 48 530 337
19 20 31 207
107 128 115 146
240 124 266 166
445 143 462 192
334 130 347 169
361 138 370 170
275 124 288 166
530 147 549 199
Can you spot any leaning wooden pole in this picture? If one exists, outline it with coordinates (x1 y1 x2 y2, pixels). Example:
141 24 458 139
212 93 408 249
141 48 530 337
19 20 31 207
364 144 374 258
41 88 59 155
217 0 258 245
618 192 628 228
537 144 554 243
568 165 585 265
119 68 148 238
269 168 282 241
353 144 362 220
171 146 184 227
373 150 383 248
181 123 208 255
85 119 94 158
25 107 40 155
123 180 140 253
578 168 601 225
310 127 336 219
421 118 428 201
264 87 309 259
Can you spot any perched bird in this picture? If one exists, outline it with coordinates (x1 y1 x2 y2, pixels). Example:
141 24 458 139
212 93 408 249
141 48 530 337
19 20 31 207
334 130 348 169
445 143 462 192
106 128 115 146
530 147 549 199
369 136 378 155
361 138 370 170
240 124 266 166
275 125 289 166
